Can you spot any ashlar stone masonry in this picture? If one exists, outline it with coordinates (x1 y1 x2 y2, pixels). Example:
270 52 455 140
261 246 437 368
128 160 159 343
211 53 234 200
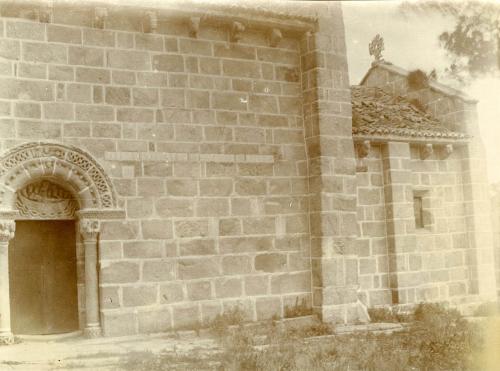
0 1 496 340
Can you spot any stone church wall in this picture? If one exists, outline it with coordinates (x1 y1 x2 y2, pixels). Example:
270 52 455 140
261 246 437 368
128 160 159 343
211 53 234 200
0 13 314 336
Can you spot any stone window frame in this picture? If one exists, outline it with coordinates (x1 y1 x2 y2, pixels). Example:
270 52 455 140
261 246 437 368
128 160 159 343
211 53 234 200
413 188 434 232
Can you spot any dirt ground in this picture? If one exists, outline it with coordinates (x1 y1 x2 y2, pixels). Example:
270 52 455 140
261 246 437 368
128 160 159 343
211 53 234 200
0 331 219 371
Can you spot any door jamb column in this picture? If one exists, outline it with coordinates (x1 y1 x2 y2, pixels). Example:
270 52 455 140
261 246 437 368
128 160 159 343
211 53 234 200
79 219 102 338
0 219 15 344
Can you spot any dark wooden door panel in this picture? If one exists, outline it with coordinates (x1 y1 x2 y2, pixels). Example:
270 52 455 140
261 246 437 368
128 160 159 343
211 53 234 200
9 220 78 335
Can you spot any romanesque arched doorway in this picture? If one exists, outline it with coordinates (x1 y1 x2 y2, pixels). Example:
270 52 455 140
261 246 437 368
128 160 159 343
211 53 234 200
0 142 124 343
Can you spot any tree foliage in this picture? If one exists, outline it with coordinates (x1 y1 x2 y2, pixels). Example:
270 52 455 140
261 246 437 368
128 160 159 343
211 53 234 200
401 1 500 85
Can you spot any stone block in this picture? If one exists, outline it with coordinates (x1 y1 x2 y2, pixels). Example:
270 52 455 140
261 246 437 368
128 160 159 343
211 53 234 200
133 88 159 106
180 239 216 256
76 67 110 83
138 309 172 334
113 70 136 85
102 312 136 337
107 50 150 70
142 220 173 239
100 261 140 284
135 34 164 51
187 281 212 300
160 282 184 303
153 54 184 72
166 179 198 196
19 63 46 79
215 278 242 298
160 88 185 108
117 32 134 48
222 255 251 275
66 83 91 103
175 220 209 238
0 78 53 101
143 260 176 282
101 221 139 240
249 95 278 114
83 28 115 47
212 92 247 111
271 272 311 294
243 217 276 235
199 179 233 197
255 253 286 273
15 102 41 119
220 236 273 253
156 198 193 217
75 104 114 121
219 218 241 236
17 120 61 139
105 87 131 105
245 276 268 295
178 257 219 279
223 60 260 78
196 198 230 217
172 304 200 329
256 297 282 320
68 46 104 67
235 179 266 195
23 42 67 64
201 301 223 324
0 39 20 60
123 285 157 307
123 241 162 259
117 108 154 123
43 102 74 120
100 286 120 309
6 20 45 40
144 162 173 177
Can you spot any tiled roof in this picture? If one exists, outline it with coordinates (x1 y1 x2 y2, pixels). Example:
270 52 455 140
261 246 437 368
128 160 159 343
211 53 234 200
351 85 468 140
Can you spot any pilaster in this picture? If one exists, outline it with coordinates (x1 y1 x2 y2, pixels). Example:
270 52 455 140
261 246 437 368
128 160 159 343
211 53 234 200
0 220 15 344
382 142 420 304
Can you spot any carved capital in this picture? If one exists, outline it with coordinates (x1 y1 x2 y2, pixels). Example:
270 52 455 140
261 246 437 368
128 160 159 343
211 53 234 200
230 21 245 43
188 17 200 38
420 143 433 160
79 219 100 240
0 220 15 242
269 28 282 47
93 7 108 29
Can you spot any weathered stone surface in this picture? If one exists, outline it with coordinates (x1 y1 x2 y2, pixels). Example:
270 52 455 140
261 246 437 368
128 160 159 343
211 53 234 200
178 257 219 279
138 309 172 333
142 260 176 282
255 253 287 273
102 312 137 337
100 262 140 284
142 220 173 239
123 285 157 307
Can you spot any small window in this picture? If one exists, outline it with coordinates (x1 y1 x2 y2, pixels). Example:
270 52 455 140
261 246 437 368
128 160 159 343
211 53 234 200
414 196 424 229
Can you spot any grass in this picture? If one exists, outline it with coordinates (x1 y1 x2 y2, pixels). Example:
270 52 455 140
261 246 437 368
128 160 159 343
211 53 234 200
115 302 486 370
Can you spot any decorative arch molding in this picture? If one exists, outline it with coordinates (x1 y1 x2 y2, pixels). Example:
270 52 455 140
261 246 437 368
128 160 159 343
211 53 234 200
0 141 120 214
0 142 125 341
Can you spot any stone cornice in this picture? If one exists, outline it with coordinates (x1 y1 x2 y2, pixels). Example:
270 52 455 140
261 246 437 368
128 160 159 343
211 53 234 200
0 1 317 36
352 134 470 146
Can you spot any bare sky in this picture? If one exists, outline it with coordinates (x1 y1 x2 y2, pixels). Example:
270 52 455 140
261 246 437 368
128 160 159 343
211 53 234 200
342 1 500 183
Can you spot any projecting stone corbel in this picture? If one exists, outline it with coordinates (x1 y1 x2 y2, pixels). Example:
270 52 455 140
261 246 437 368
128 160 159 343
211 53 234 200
230 21 245 43
269 28 282 47
356 140 370 172
442 144 453 159
144 11 158 33
357 140 371 158
93 7 108 29
188 17 200 38
420 143 433 160
39 2 53 23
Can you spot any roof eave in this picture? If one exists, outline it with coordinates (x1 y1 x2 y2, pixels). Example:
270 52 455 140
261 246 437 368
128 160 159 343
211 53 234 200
352 134 470 145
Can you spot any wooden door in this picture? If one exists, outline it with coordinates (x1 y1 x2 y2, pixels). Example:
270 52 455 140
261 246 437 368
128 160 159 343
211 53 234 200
9 220 79 335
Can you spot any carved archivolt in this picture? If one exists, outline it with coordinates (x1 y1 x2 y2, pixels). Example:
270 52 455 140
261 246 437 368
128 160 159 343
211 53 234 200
0 142 118 210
